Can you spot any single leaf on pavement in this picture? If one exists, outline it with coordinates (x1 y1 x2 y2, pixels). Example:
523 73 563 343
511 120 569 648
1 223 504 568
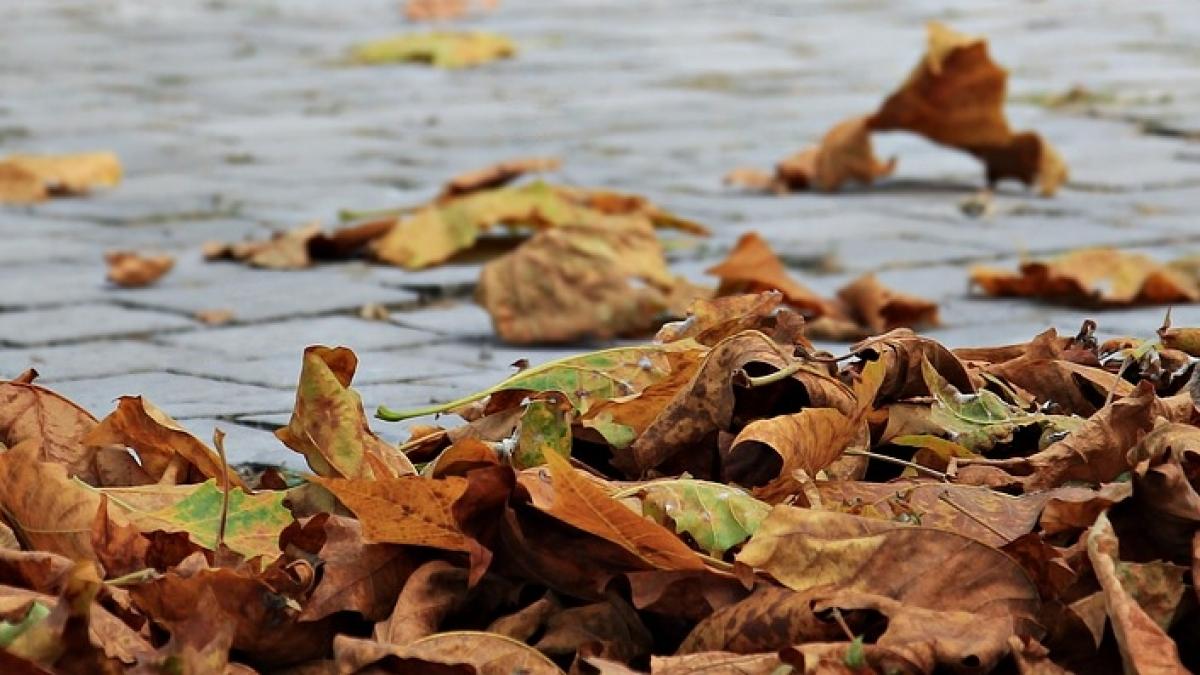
706 232 832 317
348 32 516 69
277 346 415 479
103 250 174 288
971 248 1200 306
440 156 560 198
0 152 121 204
476 215 705 344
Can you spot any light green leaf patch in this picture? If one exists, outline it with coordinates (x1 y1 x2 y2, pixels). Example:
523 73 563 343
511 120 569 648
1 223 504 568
97 479 293 563
514 398 572 469
626 478 770 557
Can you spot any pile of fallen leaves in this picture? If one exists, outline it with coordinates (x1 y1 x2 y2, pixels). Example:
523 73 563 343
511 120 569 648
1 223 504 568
3 294 1200 673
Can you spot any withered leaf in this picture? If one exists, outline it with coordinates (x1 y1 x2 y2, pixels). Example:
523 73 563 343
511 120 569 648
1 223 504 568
0 152 122 204
706 233 831 317
348 32 516 69
440 156 560 198
0 375 98 483
103 251 174 288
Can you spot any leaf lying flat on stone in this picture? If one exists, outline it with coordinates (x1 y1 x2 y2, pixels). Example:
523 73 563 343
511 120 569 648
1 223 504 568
348 31 516 69
0 151 122 204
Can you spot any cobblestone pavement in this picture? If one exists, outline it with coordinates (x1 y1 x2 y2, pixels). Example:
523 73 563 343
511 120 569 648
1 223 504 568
2 0 1199 465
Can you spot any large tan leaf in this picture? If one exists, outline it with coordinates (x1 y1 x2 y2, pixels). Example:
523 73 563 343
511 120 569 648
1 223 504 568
276 346 414 479
83 396 246 489
476 215 702 344
334 632 562 674
0 374 98 483
523 447 704 571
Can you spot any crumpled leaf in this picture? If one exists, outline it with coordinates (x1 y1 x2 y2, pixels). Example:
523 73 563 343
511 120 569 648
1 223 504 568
627 479 770 557
654 291 808 348
972 248 1200 306
0 372 98 484
1086 511 1189 674
522 447 704 571
83 396 247 489
314 473 494 583
373 559 467 646
0 152 122 204
730 23 1066 195
349 31 516 69
829 273 940 337
277 346 415 479
851 329 975 403
476 215 704 344
96 479 292 563
371 181 708 270
103 251 174 288
534 596 653 666
1128 420 1200 560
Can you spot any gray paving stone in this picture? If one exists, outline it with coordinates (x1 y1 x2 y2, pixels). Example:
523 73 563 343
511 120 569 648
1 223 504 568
160 316 438 357
0 304 195 347
43 372 292 419
0 340 211 382
174 418 304 468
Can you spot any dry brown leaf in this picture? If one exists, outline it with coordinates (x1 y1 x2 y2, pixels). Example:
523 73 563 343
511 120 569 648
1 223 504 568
0 152 121 204
706 232 831 317
971 248 1200 306
204 219 391 270
1086 511 1189 674
406 0 500 22
983 329 1132 417
869 23 1067 195
334 631 562 674
851 329 974 403
1129 420 1200 560
650 652 785 674
654 291 809 348
775 116 897 191
0 373 99 483
103 250 174 288
314 475 493 583
533 596 653 665
523 447 704 571
832 273 940 336
731 23 1066 195
83 396 247 489
0 441 103 561
477 215 702 344
440 156 560 198
374 559 467 646
281 514 417 623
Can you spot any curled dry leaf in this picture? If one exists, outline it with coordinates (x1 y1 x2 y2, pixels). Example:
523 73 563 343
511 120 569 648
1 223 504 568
0 152 122 204
83 396 247 489
706 232 831 317
103 251 174 288
276 346 415 479
654 291 808 348
0 373 98 483
335 631 562 674
971 248 1200 306
1086 511 1189 674
730 23 1066 195
348 31 516 69
476 215 704 344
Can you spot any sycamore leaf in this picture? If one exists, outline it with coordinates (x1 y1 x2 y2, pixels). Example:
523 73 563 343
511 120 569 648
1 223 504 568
629 479 770 557
971 248 1200 306
706 232 831 317
524 448 705 571
348 31 516 69
0 441 102 561
379 338 702 421
96 480 291 563
277 346 415 479
514 398 572 469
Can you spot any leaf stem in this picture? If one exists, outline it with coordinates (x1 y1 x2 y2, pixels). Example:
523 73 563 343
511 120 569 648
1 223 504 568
213 429 231 554
843 449 948 481
106 568 158 587
739 362 806 388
